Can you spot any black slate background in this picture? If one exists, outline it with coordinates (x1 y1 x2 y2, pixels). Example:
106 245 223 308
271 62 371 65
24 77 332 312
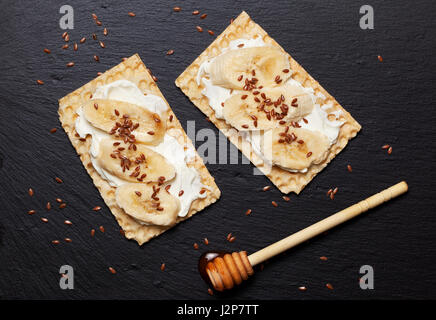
0 0 435 300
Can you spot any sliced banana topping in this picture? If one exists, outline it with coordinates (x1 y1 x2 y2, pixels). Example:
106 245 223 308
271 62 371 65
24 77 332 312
116 183 180 226
96 138 176 184
222 83 314 131
262 127 330 171
83 99 166 145
208 46 291 90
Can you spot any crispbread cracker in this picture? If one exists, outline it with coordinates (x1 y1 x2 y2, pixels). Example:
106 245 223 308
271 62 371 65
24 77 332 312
58 54 220 245
175 11 361 194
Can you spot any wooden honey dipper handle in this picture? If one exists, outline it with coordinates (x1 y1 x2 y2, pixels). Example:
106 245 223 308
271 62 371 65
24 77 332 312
203 181 408 292
248 181 408 267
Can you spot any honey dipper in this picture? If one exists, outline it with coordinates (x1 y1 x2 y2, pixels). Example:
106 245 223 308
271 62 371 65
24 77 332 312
199 181 408 292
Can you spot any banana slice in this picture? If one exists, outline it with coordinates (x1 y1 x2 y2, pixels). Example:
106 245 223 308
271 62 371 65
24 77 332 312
208 46 291 90
262 127 330 170
83 99 166 145
96 138 176 184
116 183 180 226
222 83 313 131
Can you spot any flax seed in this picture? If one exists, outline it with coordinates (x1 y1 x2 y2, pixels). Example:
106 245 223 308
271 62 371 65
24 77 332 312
95 20 102 26
91 229 95 236
55 177 63 184
50 128 57 133
200 13 207 19
94 55 100 62
99 226 105 233
382 144 390 149
327 189 333 196
173 6 181 12
28 210 36 215
103 28 108 36
92 33 97 40
79 37 86 44
245 209 252 216
196 26 203 32
229 236 236 243
226 233 232 241
204 238 209 245
56 198 63 203
306 152 312 158
378 55 383 62
37 79 44 85
59 203 67 209
283 196 290 202
298 286 307 291
28 188 34 197
388 146 393 154
109 267 116 274
208 30 214 36
73 43 78 51
92 13 98 20
52 240 60 245
62 31 68 39
272 201 278 207
93 206 102 211
64 220 72 225
193 243 199 250
166 49 174 55
128 12 136 17
208 288 214 295
160 263 165 271
241 94 248 100
169 115 173 122
41 217 48 223
192 10 200 15
263 186 271 191
178 190 184 196
64 34 69 42
326 283 334 290
66 62 74 67
333 187 338 195
347 164 352 172
44 48 51 54
99 41 105 48
320 256 328 261
65 238 72 243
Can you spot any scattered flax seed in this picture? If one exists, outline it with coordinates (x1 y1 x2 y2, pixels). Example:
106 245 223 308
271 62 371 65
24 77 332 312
208 288 214 295
94 55 100 62
193 243 199 250
298 286 307 291
65 238 72 243
28 210 36 215
347 164 352 172
91 229 95 237
196 26 203 32
283 196 290 202
64 34 69 42
200 13 207 19
178 190 184 197
229 236 236 243
62 31 68 39
160 263 166 271
50 128 57 133
226 233 232 241
43 48 51 54
204 238 209 245
166 49 174 55
95 20 102 26
382 144 390 150
103 28 108 36
306 152 313 158
271 201 278 207
46 202 51 210
320 256 328 261
62 44 69 49
230 18 234 23
333 187 338 195
97 72 102 76
99 226 105 233
59 203 67 209
169 115 173 122
120 229 125 236
283 68 290 73
109 267 116 274
99 41 105 48
28 188 34 197
92 33 97 40
327 189 333 196
74 43 78 51
388 146 393 155
173 6 181 12
263 186 271 192
37 80 44 85
192 10 200 15
326 283 334 290
52 240 60 245
80 37 86 43
56 198 63 203
55 177 63 184
128 12 136 17
92 13 98 20
93 206 102 211
152 75 158 82
378 55 383 62
66 62 75 67
41 218 48 223
245 209 252 216
64 220 72 225
135 191 142 197
208 30 214 36
330 192 335 200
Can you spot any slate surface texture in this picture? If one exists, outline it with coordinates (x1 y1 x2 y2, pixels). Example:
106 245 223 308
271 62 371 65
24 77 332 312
0 0 435 299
